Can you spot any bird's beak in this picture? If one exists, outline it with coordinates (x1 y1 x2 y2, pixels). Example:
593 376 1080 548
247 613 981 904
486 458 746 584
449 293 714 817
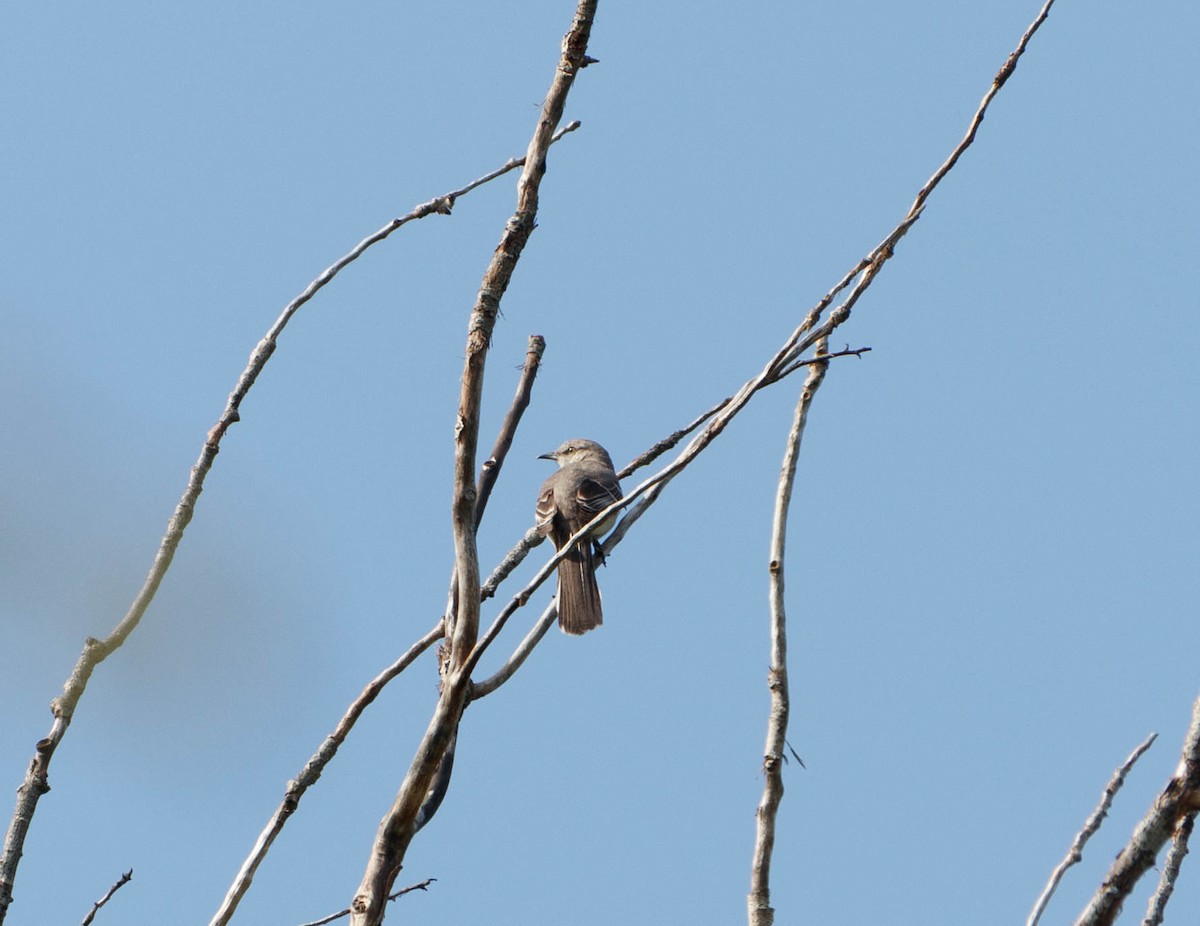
538 451 556 461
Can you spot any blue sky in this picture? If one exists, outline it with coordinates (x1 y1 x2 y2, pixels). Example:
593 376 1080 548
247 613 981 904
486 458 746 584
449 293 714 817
2 2 1198 924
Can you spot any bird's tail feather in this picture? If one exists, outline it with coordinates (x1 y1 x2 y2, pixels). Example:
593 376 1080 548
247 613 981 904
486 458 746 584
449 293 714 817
556 543 602 635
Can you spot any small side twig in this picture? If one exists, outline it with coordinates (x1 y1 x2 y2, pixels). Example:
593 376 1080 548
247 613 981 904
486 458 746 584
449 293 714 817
1027 733 1158 926
297 879 435 926
747 339 830 926
615 347 870 482
475 335 546 525
470 600 558 700
79 869 132 926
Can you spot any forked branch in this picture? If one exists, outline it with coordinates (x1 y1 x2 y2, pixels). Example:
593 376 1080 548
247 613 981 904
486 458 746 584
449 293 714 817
347 5 598 924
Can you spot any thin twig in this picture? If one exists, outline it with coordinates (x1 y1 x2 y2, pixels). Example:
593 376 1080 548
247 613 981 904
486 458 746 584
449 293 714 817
770 0 1060 375
208 624 442 926
775 345 871 380
1075 694 1200 926
747 340 829 926
1027 733 1158 926
1141 813 1194 926
348 7 597 924
476 335 547 525
470 600 558 699
614 347 868 481
297 879 435 926
480 526 544 602
79 869 132 926
0 123 581 926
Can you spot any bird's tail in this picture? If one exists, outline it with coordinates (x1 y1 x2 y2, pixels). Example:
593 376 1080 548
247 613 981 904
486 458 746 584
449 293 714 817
556 542 603 635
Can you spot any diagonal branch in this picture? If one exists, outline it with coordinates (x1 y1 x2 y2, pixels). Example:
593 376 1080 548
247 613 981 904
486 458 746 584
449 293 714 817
207 624 442 926
475 335 547 527
79 869 133 926
1027 733 1158 926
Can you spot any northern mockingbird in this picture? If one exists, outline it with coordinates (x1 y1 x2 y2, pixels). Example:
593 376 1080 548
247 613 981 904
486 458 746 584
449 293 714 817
536 438 623 635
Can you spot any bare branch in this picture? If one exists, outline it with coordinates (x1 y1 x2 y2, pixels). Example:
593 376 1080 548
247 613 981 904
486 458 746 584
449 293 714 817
298 879 435 926
421 336 548 824
1027 733 1158 926
1142 813 1194 926
770 0 1059 374
79 870 132 926
747 341 830 926
208 624 442 926
475 335 547 525
1075 695 1200 926
618 402 726 480
443 337 547 636
774 345 871 380
470 600 558 700
480 526 544 602
0 120 581 926
348 6 598 923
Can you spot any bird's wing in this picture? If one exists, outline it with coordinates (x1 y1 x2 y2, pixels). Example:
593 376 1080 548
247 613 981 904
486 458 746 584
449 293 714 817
577 474 623 519
535 483 558 537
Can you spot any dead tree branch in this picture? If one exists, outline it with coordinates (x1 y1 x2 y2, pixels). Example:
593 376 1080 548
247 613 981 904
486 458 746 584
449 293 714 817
347 5 597 923
747 341 830 926
207 624 442 926
1141 812 1193 926
476 335 546 525
1074 694 1200 926
1027 733 1158 926
79 869 132 926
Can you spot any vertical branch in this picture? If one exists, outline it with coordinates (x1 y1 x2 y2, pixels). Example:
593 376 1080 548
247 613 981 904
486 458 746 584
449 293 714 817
748 340 829 926
441 335 546 649
447 7 595 666
349 6 597 925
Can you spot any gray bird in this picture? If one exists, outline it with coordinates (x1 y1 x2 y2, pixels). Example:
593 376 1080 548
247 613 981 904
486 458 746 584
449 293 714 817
536 439 623 634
